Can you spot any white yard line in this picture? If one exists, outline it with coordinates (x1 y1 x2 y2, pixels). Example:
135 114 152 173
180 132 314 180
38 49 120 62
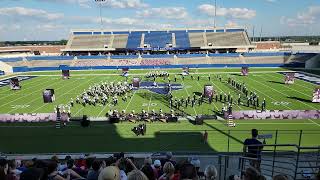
308 119 320 127
180 77 198 115
0 78 66 109
263 73 314 97
147 92 153 112
125 91 137 112
97 76 122 117
251 76 317 110
0 77 51 100
74 107 85 116
29 76 99 113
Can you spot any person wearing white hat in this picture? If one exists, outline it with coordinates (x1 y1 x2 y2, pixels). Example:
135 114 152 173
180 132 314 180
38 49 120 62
152 160 162 179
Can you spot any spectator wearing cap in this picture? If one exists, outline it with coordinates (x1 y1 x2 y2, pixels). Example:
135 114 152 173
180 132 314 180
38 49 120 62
204 165 217 180
152 160 162 179
190 158 203 177
159 162 175 180
0 159 8 180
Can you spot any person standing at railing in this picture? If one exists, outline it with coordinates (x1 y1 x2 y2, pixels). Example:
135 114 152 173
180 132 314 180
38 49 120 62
243 129 263 171
203 130 208 144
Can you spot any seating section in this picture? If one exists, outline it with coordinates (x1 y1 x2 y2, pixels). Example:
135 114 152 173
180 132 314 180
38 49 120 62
72 59 110 67
206 32 249 46
66 29 251 50
188 32 205 47
112 34 129 49
144 31 172 48
126 32 143 49
69 35 112 49
173 31 191 48
28 60 73 67
140 59 172 66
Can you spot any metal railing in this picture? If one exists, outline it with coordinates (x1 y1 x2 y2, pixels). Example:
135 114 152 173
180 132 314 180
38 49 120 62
237 144 320 180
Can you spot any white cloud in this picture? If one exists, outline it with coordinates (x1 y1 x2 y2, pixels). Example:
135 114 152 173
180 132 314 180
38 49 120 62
281 6 320 27
198 4 256 19
0 7 64 21
101 0 148 9
136 7 188 19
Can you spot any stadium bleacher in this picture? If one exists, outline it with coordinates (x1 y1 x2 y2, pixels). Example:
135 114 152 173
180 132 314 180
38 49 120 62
126 31 144 49
144 31 172 48
172 31 191 48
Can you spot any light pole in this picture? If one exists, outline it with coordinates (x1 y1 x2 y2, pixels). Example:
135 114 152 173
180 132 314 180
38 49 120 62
95 0 105 29
214 0 217 29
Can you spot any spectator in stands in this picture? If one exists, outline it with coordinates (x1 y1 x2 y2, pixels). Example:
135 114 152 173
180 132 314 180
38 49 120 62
140 164 155 180
242 167 264 180
48 160 84 180
66 158 86 178
127 170 148 180
98 166 120 180
316 171 320 180
204 165 217 180
272 174 288 180
243 129 263 170
8 160 22 176
228 175 240 180
87 160 103 180
161 152 176 166
159 162 175 180
151 160 162 179
190 158 202 177
7 160 20 180
0 159 8 180
179 163 198 180
143 157 152 166
20 168 44 180
65 159 85 179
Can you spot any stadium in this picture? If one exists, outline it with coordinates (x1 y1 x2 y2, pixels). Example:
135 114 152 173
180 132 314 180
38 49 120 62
0 0 320 180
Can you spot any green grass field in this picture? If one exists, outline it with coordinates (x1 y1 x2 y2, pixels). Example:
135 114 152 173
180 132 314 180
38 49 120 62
0 68 319 154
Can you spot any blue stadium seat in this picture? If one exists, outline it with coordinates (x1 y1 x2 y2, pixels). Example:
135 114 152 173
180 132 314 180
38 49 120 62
173 31 191 49
126 32 144 49
144 31 172 48
26 56 74 61
0 57 23 62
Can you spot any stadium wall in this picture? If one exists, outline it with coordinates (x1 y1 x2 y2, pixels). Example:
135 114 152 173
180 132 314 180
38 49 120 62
3 52 317 72
305 54 320 69
12 63 284 72
0 61 13 73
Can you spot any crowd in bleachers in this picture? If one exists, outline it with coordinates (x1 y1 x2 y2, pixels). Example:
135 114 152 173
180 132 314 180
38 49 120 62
108 60 140 66
140 59 171 66
1 152 319 180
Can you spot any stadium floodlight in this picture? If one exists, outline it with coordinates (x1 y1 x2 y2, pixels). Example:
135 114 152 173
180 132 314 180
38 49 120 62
95 0 105 29
214 0 217 29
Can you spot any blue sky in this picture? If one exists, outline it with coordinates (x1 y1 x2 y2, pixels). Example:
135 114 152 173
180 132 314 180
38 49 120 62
0 0 319 41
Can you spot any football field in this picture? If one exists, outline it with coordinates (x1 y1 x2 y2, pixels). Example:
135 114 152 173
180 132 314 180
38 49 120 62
0 68 319 154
